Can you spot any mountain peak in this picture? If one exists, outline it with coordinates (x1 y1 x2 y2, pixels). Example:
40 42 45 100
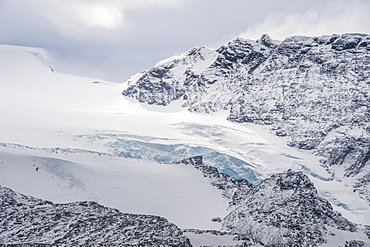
258 33 278 48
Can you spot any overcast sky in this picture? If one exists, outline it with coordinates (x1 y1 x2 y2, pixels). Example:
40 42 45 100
1 0 370 82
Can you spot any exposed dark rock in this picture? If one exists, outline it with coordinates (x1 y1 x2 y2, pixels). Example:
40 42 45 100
345 240 365 247
0 186 191 246
178 157 361 246
222 170 357 246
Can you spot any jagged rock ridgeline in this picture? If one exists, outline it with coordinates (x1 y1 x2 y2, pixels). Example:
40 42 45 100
0 186 191 246
123 33 370 204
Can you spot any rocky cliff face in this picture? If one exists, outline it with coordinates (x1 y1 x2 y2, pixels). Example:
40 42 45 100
123 33 370 204
222 170 358 246
179 157 366 246
0 186 191 246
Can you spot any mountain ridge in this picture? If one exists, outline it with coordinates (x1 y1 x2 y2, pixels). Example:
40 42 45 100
122 33 370 206
0 185 191 246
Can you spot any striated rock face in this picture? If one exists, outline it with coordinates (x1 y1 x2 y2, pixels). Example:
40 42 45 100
0 186 191 247
222 170 357 246
123 33 370 203
179 157 361 246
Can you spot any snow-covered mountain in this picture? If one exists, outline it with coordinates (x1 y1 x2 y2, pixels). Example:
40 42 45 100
1 36 370 246
123 33 370 218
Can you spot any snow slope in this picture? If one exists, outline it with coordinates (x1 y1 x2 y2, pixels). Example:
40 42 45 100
0 143 229 230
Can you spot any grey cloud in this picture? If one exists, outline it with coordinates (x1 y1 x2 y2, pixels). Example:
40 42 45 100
241 0 370 40
1 0 370 82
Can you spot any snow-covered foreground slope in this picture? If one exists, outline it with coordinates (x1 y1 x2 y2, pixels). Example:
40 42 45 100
0 44 370 245
0 143 229 230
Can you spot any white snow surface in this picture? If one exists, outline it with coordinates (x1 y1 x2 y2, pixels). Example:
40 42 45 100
0 143 229 230
0 44 369 228
183 232 251 247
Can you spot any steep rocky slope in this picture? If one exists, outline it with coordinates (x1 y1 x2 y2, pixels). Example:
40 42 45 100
180 156 369 246
123 33 370 204
222 170 358 246
0 186 191 246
